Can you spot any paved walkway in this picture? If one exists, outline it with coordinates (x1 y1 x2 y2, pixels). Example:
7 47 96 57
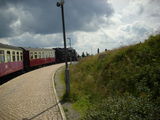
0 63 64 120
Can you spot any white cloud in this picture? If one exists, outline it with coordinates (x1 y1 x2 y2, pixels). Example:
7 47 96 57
99 0 160 48
73 0 160 54
0 32 64 48
0 0 160 55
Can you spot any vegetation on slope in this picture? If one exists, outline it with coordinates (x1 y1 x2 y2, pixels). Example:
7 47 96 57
68 34 160 120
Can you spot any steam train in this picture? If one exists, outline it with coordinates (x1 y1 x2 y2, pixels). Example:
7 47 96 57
0 43 77 78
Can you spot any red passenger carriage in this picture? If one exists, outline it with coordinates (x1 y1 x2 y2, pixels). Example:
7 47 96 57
22 48 55 69
0 43 23 77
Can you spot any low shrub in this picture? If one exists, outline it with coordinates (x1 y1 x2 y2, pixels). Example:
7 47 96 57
67 34 160 120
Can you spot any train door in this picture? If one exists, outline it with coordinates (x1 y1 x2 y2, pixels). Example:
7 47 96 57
23 50 30 70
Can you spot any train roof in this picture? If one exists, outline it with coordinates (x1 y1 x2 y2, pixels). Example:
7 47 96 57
53 47 75 51
23 47 53 51
0 43 22 50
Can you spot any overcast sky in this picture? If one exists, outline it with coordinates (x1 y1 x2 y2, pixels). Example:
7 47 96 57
0 0 160 54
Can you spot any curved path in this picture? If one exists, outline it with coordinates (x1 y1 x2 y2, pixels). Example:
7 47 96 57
0 63 64 120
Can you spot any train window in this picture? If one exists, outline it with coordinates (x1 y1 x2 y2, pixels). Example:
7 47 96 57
48 52 50 57
51 52 52 57
0 50 5 63
12 51 16 62
49 52 51 58
51 52 53 57
44 52 46 58
52 52 54 57
20 52 23 61
47 52 49 58
35 52 37 59
53 52 55 57
17 52 19 61
39 52 41 58
46 52 47 57
42 52 45 58
7 51 11 62
46 52 48 58
41 52 43 58
30 52 33 59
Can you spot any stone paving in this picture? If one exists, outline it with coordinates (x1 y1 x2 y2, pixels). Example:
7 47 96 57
0 63 64 120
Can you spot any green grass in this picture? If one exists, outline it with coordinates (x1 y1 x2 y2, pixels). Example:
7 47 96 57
60 67 65 86
64 34 160 119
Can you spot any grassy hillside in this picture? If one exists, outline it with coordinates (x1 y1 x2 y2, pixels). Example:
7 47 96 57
68 34 160 120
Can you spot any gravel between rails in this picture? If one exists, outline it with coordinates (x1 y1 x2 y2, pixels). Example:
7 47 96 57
0 63 64 120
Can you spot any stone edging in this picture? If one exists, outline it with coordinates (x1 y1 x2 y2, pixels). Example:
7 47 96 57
52 66 67 120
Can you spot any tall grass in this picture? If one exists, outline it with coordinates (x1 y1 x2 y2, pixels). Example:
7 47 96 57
68 34 160 119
